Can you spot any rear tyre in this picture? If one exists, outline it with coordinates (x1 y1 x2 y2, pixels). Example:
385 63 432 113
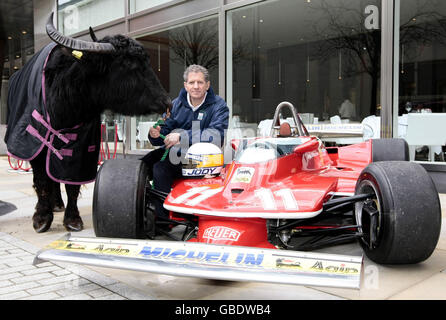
93 159 149 238
354 161 441 264
371 138 409 162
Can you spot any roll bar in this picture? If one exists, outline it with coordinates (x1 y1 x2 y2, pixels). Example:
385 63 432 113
270 101 309 137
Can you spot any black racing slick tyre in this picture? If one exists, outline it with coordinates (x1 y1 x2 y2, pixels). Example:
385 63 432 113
354 161 441 264
93 159 148 239
371 138 409 162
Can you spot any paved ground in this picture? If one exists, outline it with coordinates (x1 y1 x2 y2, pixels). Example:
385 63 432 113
1 155 446 300
0 232 154 300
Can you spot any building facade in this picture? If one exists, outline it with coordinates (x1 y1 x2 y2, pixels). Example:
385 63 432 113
1 0 446 187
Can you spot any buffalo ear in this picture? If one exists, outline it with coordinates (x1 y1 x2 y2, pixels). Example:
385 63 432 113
59 47 83 60
89 27 98 42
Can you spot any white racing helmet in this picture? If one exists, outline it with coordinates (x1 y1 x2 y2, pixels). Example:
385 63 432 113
182 143 224 177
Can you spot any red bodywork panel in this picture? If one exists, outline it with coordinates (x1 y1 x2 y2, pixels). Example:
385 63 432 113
165 138 373 248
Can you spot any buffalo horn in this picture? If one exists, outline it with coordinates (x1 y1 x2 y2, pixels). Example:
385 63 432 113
46 12 115 53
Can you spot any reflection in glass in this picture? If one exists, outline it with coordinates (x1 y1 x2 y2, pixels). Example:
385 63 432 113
398 0 446 162
129 0 174 14
57 0 124 35
227 0 381 140
399 0 446 114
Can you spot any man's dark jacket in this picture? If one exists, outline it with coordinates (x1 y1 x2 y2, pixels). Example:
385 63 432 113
149 87 229 149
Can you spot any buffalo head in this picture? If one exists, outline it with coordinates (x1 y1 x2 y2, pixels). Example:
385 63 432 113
44 13 171 128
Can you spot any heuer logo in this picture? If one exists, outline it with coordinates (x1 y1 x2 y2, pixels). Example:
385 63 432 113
203 226 241 242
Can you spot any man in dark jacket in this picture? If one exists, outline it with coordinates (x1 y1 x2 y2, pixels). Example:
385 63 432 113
142 64 229 220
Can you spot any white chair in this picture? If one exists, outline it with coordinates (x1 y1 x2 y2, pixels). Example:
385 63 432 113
137 121 155 148
330 115 342 124
116 121 124 141
405 113 446 161
361 115 380 140
397 114 407 139
299 113 314 124
257 119 273 137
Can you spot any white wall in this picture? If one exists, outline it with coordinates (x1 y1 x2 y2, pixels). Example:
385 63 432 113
33 0 57 52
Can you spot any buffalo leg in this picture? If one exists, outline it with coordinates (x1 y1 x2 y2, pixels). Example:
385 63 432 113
51 182 65 212
30 155 54 233
63 184 83 232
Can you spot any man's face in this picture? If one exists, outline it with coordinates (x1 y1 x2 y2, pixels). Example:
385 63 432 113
184 71 210 102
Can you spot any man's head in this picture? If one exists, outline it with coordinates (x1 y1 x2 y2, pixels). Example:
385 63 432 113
183 64 210 104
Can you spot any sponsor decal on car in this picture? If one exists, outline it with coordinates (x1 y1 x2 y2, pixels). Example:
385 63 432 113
64 242 86 250
93 244 130 255
45 238 361 277
276 258 302 269
231 167 255 183
203 226 241 242
310 261 359 274
47 240 138 256
275 257 359 274
139 246 265 266
182 167 219 176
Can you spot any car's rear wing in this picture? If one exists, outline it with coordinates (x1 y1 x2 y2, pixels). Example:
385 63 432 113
34 234 363 289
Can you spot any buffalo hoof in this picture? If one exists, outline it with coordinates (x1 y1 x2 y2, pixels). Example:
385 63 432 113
63 216 83 232
32 213 53 233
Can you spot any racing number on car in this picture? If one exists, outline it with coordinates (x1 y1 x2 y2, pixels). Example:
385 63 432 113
171 186 298 210
254 188 299 210
171 186 224 206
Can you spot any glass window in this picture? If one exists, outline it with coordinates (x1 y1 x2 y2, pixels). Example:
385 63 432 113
227 0 381 143
57 0 125 35
129 0 175 14
398 0 446 163
129 16 219 151
1 4 34 125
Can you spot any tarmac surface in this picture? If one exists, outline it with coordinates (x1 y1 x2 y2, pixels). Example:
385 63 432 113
1 155 446 300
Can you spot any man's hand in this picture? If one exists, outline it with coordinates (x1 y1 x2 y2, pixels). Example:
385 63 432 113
149 126 161 139
164 132 180 149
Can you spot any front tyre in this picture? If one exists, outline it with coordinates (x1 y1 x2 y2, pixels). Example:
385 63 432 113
93 159 149 239
354 161 441 264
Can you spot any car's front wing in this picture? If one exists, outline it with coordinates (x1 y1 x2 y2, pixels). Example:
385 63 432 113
34 234 363 289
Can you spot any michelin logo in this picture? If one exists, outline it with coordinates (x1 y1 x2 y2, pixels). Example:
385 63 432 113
139 246 265 266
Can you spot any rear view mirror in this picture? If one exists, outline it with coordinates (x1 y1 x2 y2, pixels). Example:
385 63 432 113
294 138 319 154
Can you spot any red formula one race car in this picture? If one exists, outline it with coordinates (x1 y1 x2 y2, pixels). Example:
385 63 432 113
35 102 442 289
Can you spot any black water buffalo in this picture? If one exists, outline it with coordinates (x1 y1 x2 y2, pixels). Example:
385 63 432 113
4 13 171 233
